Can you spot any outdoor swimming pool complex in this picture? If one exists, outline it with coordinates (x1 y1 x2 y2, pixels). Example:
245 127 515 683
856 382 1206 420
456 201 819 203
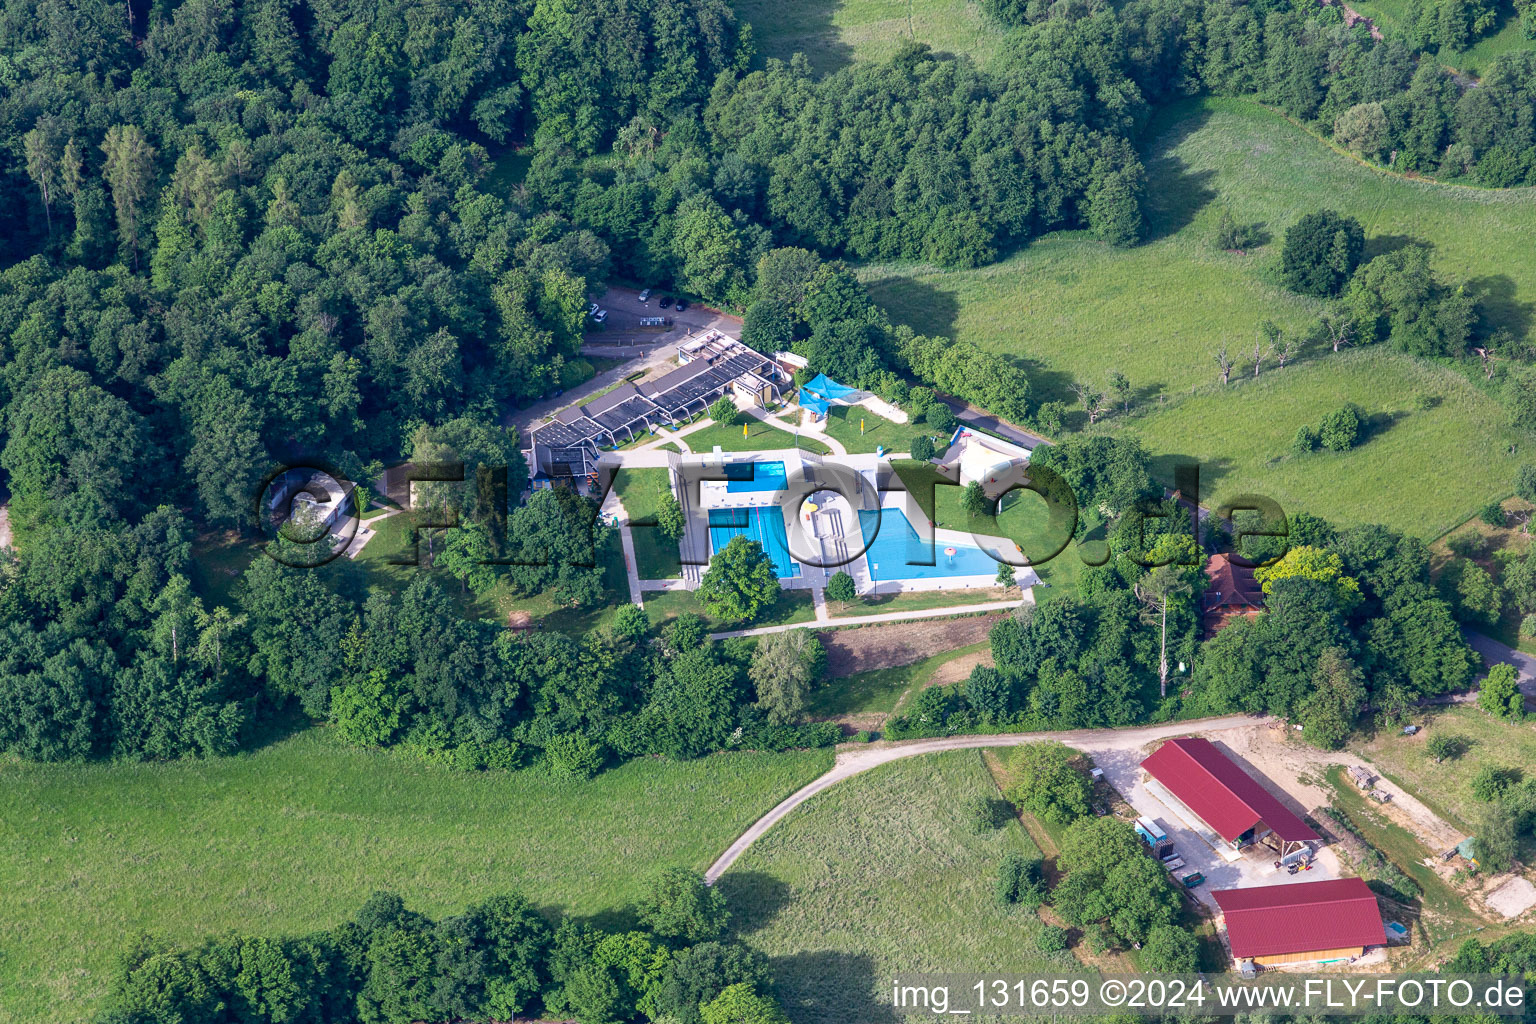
724 460 787 492
708 506 801 579
856 508 1001 580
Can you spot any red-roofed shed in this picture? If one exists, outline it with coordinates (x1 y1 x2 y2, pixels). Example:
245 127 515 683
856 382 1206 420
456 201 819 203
1214 877 1387 965
1141 737 1319 857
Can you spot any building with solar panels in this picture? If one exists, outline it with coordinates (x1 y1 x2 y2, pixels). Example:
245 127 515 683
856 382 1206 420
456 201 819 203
525 331 786 489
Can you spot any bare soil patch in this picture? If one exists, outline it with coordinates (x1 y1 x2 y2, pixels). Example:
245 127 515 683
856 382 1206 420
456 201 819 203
822 614 1002 677
928 647 994 687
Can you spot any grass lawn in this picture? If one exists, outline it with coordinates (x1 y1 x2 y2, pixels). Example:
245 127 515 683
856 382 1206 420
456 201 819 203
683 417 832 455
891 461 1089 597
806 640 990 717
0 729 833 1024
864 96 1536 536
1352 705 1536 836
718 750 1061 1024
820 404 937 455
615 467 684 580
732 0 999 74
838 588 1010 614
642 587 818 630
1117 348 1523 538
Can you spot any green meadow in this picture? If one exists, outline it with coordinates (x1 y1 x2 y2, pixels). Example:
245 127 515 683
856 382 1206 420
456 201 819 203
868 96 1536 536
0 729 832 1024
733 0 1000 73
719 750 1061 1024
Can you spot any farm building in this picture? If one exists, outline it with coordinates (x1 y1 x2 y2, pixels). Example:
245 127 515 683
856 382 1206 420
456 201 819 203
1141 737 1319 859
1213 877 1387 967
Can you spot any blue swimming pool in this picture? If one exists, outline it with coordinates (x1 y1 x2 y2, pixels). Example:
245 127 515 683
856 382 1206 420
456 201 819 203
708 506 801 579
857 508 1001 580
725 460 787 493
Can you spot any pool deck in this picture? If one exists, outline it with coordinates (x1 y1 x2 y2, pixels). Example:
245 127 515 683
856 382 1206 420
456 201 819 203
603 446 1039 600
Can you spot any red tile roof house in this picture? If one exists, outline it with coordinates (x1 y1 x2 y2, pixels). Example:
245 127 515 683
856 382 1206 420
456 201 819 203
1202 553 1264 636
1214 877 1387 967
1141 736 1320 861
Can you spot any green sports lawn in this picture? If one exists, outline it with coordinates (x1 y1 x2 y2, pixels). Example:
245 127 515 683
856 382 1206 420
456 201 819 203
719 750 1062 1024
0 730 832 1024
733 0 999 74
868 96 1536 537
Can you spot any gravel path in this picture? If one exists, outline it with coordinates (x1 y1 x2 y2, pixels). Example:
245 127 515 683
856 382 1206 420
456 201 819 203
704 713 1263 882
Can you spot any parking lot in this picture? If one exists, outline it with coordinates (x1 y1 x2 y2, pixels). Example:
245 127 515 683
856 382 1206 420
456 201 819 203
587 285 740 346
1084 740 1343 909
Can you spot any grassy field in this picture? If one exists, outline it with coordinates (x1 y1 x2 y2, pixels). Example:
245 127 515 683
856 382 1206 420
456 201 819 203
615 467 684 580
0 729 833 1024
683 417 832 454
821 404 937 454
868 97 1536 537
806 640 990 717
718 750 1062 1024
1117 348 1523 538
733 0 999 74
1353 704 1536 835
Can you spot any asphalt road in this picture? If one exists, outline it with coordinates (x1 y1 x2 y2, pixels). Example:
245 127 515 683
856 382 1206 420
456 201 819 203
1465 628 1536 696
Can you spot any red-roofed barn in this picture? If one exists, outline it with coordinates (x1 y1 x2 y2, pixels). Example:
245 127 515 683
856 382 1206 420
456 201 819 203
1141 737 1319 859
1213 877 1387 966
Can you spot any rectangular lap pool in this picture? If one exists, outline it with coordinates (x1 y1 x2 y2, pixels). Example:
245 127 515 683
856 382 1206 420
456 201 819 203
708 505 801 579
724 460 787 493
856 508 1000 581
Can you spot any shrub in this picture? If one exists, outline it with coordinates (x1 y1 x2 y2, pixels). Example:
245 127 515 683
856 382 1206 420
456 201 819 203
996 852 1047 909
1522 613 1536 638
1478 663 1525 721
927 403 958 436
544 732 606 780
851 729 874 743
824 571 858 604
450 741 487 772
1140 924 1200 973
1426 733 1465 763
1480 502 1508 528
1291 425 1318 456
910 434 937 461
1035 925 1070 953
1034 399 1068 436
965 793 999 834
482 737 524 771
1318 406 1362 451
1472 764 1522 803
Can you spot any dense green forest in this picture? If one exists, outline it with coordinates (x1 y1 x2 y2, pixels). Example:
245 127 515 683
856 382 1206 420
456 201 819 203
0 0 1527 767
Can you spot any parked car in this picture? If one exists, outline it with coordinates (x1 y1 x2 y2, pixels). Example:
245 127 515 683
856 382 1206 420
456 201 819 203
658 296 672 308
638 288 651 302
674 299 688 311
588 302 600 316
593 309 608 323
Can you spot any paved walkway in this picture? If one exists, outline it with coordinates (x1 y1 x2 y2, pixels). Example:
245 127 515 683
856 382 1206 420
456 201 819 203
704 713 1266 882
709 598 1023 639
600 487 644 606
0 505 11 550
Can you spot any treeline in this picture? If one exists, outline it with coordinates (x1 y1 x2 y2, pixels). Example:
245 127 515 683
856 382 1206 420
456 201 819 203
96 870 791 1024
884 434 1475 747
